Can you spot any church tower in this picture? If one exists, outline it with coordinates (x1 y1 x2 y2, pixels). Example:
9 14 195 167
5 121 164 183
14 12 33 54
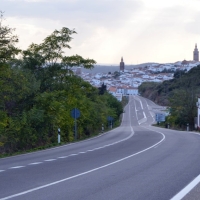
193 43 199 62
120 57 125 71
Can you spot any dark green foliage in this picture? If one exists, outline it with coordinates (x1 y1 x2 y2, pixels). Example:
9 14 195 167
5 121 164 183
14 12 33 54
0 16 123 154
173 70 186 79
113 71 120 78
98 83 107 95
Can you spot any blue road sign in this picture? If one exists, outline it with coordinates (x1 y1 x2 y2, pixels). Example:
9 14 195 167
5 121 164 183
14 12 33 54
107 116 113 121
155 113 165 122
71 108 81 119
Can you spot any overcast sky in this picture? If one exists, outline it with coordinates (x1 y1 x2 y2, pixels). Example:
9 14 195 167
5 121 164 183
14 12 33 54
1 0 200 64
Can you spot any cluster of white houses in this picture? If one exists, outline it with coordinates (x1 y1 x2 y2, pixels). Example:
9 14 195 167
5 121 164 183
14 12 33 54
108 86 138 101
76 44 200 108
78 57 200 102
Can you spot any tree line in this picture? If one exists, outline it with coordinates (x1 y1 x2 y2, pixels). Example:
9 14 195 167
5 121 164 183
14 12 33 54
0 13 123 154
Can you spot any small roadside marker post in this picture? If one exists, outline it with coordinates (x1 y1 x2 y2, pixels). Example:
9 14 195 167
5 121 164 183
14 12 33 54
102 124 104 133
58 128 61 144
187 123 189 131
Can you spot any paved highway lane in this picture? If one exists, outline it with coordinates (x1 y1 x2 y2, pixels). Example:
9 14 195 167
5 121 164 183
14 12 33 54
1 96 200 200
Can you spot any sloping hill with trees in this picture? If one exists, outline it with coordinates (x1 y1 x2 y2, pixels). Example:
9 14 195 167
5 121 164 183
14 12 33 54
138 66 200 129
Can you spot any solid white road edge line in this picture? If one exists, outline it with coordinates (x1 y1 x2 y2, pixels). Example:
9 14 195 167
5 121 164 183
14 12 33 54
169 131 200 200
0 127 166 200
170 174 200 200
143 127 200 200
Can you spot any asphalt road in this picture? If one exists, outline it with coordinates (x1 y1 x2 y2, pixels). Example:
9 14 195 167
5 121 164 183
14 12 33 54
1 96 200 200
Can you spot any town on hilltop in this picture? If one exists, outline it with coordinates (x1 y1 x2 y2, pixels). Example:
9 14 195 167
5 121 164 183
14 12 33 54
74 44 200 101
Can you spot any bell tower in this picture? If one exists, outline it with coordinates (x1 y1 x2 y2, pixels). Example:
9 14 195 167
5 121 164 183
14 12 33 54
193 43 199 62
120 57 125 71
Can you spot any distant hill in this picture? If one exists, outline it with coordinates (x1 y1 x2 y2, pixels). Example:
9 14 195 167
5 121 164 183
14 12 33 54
81 63 158 74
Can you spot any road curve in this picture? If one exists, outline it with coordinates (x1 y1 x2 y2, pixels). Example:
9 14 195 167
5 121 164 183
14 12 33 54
0 96 200 200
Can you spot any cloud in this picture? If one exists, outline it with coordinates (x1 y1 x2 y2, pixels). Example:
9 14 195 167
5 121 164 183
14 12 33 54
2 0 200 63
185 12 200 35
2 0 143 27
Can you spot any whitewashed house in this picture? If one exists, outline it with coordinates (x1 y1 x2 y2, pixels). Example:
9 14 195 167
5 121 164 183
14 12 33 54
115 93 123 101
127 87 138 95
117 86 128 96
108 86 117 96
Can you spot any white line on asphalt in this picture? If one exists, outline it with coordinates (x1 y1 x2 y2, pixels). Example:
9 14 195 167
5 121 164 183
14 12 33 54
44 159 56 162
133 98 139 122
0 127 166 200
28 162 42 165
58 156 68 159
140 100 144 109
143 111 147 119
9 166 25 169
169 131 200 199
1 128 135 173
154 139 165 148
0 170 5 172
170 174 200 200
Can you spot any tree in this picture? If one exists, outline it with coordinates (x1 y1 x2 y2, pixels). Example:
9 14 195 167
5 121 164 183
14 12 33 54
98 83 107 95
0 11 20 64
22 27 96 92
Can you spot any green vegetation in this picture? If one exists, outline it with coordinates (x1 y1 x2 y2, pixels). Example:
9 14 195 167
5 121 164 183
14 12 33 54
138 67 200 129
0 13 123 155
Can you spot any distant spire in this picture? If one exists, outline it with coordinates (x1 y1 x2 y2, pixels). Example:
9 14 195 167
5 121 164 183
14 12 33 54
193 43 199 62
120 57 125 71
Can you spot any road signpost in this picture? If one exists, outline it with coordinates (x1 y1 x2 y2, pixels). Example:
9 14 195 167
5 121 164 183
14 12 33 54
155 113 166 123
70 108 81 140
107 116 114 129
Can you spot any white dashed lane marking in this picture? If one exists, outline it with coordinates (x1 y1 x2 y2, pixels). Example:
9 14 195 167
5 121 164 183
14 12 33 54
58 156 68 159
9 166 25 169
28 162 43 165
44 159 56 162
1 125 134 174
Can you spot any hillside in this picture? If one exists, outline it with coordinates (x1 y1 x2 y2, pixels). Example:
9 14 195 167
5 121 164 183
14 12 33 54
138 65 200 128
139 65 200 106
